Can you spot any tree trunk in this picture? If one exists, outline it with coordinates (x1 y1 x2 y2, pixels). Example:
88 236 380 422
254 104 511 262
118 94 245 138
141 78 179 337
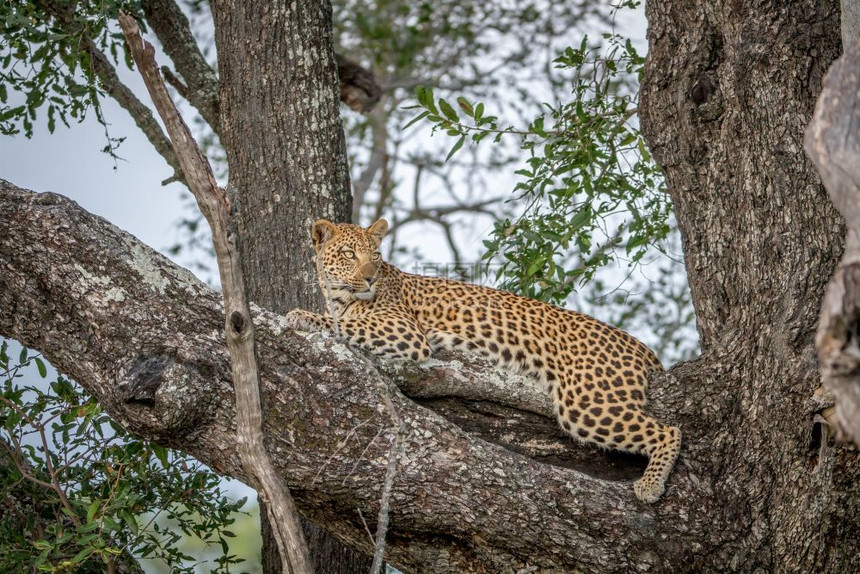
640 0 860 570
805 5 860 450
212 0 352 311
211 0 369 570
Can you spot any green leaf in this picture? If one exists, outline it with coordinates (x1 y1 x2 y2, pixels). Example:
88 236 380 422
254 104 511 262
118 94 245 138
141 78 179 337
34 356 47 378
120 509 138 535
403 110 430 129
77 520 101 533
456 96 473 116
532 116 546 138
445 135 465 162
152 443 169 467
626 234 649 253
438 98 459 122
71 546 96 564
525 258 543 278
86 498 100 523
415 85 437 113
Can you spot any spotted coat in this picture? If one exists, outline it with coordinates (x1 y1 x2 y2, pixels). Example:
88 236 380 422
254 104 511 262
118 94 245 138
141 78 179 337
286 219 681 503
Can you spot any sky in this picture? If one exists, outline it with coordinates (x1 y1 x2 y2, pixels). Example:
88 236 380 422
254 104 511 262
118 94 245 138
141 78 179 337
0 71 188 253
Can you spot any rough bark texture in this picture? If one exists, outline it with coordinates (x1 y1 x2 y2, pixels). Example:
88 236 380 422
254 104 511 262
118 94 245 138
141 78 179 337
140 0 221 132
2 180 859 572
210 0 369 569
4 0 860 572
212 0 352 312
806 40 860 447
0 183 729 571
640 0 860 571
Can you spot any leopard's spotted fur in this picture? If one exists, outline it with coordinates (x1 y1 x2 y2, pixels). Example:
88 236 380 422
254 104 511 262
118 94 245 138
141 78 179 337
286 219 681 503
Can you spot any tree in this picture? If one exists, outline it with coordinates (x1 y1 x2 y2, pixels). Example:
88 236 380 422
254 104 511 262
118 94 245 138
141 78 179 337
2 0 860 573
2 0 368 569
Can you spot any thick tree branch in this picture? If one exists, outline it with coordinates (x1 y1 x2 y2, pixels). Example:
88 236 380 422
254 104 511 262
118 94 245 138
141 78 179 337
0 181 722 572
335 54 382 113
806 41 860 447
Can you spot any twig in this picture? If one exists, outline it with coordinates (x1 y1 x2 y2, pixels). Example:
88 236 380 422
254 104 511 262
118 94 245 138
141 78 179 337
118 13 313 573
369 382 404 574
0 396 81 527
310 416 376 485
356 508 376 544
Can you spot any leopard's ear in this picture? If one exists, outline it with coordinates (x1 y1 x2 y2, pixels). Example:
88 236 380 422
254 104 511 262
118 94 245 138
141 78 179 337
367 219 389 245
312 220 339 249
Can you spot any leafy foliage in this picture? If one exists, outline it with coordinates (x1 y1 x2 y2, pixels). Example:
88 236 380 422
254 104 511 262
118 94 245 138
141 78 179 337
411 28 670 304
334 0 602 230
0 341 246 572
0 0 139 154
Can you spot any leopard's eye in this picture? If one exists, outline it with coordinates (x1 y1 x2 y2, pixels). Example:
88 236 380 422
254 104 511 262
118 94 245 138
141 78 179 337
342 249 356 260
372 252 382 261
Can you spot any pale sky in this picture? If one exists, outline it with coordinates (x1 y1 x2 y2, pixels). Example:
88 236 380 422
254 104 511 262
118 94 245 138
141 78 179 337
0 71 187 255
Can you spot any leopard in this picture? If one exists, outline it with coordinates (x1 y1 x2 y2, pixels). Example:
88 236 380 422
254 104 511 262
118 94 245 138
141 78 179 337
285 218 681 503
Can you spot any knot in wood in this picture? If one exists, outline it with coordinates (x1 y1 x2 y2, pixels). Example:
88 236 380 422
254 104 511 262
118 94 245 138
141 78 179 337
230 310 246 334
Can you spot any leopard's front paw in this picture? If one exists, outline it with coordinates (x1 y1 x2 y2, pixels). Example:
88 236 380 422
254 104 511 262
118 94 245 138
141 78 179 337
285 309 326 333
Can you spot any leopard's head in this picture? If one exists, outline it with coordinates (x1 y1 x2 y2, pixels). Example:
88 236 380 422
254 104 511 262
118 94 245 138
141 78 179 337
311 219 388 301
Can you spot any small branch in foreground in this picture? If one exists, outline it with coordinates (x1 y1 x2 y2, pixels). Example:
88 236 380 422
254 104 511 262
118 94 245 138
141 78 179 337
369 378 404 574
118 12 313 573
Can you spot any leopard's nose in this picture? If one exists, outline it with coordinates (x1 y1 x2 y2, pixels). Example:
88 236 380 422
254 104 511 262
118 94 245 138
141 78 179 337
367 275 378 286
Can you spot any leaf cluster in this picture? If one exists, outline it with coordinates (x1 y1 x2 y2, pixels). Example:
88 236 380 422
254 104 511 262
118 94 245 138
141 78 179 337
410 27 671 304
0 341 246 572
0 0 139 154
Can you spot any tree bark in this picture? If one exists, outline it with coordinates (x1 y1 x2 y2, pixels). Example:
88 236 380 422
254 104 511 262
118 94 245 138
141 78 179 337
212 0 352 312
639 0 860 570
806 39 860 447
4 0 860 572
210 0 369 569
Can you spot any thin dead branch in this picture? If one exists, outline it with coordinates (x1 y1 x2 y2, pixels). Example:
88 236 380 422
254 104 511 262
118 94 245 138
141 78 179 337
118 12 313 573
